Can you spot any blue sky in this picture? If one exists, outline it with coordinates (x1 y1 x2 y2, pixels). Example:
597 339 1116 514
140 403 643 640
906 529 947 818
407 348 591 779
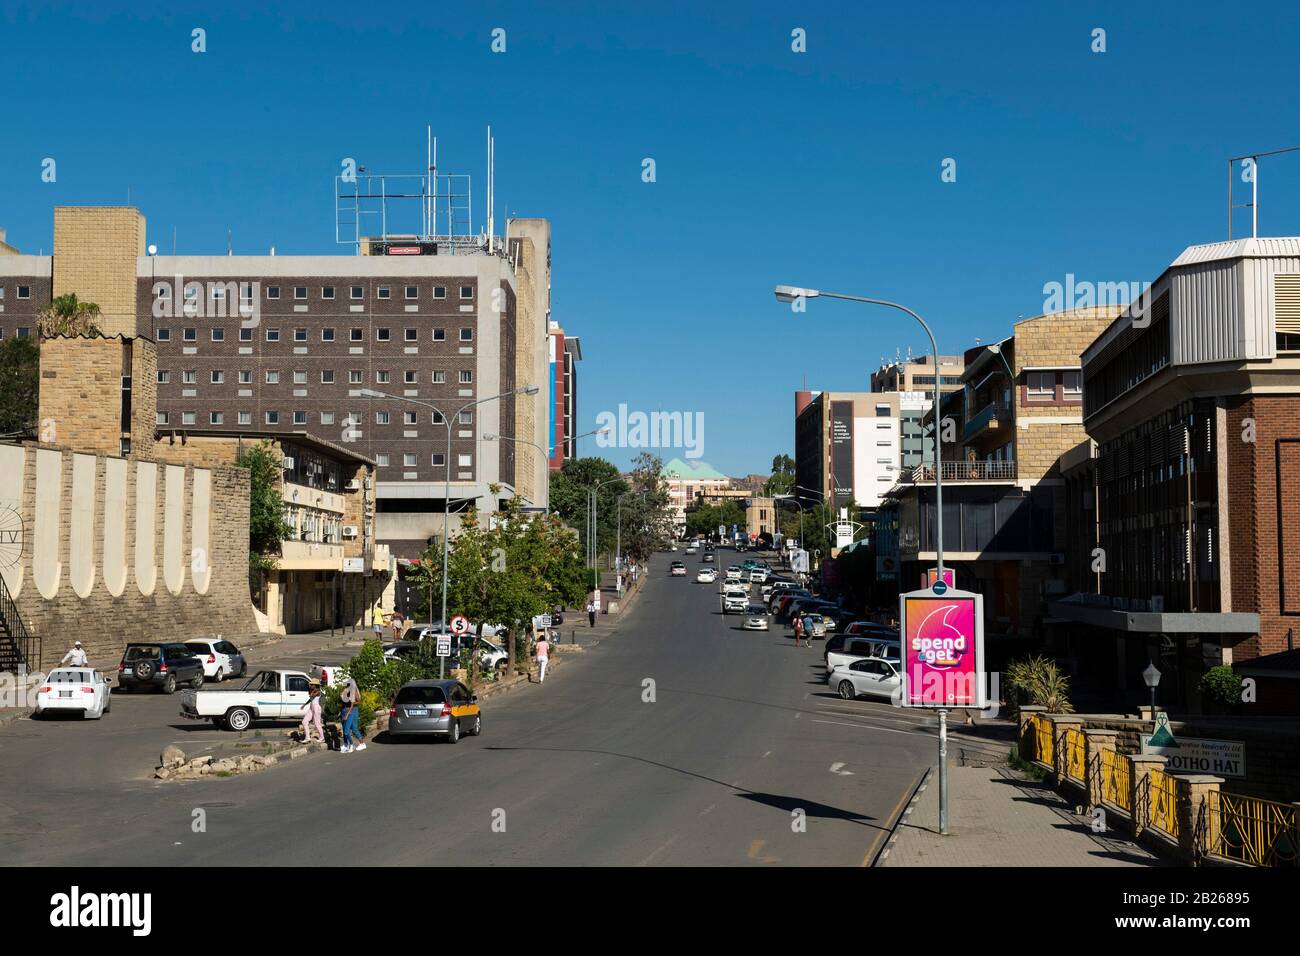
3 1 1300 476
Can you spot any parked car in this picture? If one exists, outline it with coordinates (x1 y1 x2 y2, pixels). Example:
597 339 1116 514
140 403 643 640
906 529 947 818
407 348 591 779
34 668 112 719
184 639 247 682
743 605 769 630
824 630 899 661
830 657 902 701
388 679 481 743
844 621 900 639
179 669 314 730
118 643 206 694
825 636 900 678
670 561 687 576
697 568 719 583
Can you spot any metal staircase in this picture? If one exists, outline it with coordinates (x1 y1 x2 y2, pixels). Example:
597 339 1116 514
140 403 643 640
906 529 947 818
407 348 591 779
0 573 37 677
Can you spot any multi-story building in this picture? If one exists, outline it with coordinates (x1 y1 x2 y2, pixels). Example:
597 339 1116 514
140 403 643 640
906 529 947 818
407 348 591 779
546 321 582 469
885 307 1116 645
661 458 730 535
0 206 562 563
1050 238 1300 712
870 353 965 469
794 390 905 512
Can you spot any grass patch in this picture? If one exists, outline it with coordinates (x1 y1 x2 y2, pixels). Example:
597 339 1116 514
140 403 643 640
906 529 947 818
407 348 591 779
1007 743 1048 781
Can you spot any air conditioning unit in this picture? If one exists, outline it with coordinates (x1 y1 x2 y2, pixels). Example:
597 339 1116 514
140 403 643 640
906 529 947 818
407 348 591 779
345 479 361 491
342 526 359 538
282 456 295 469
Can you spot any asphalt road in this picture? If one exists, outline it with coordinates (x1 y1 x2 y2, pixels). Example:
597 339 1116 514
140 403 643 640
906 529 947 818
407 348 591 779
2 552 946 866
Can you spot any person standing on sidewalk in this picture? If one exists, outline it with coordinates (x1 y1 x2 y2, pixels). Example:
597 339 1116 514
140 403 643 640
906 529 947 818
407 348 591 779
587 600 597 628
301 681 325 744
340 676 367 753
535 632 550 684
371 604 383 640
792 614 804 648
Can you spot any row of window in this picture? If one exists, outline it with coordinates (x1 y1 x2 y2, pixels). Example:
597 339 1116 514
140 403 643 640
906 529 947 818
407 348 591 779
157 409 473 427
0 286 32 299
159 284 473 302
376 453 473 468
1026 369 1082 398
159 369 473 385
157 326 474 343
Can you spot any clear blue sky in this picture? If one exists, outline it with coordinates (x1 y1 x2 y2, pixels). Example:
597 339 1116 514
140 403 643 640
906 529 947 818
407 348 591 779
4 1 1299 476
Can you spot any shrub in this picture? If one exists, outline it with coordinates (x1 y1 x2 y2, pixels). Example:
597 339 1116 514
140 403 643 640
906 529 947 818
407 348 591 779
321 683 380 733
1199 665 1241 709
1005 655 1074 715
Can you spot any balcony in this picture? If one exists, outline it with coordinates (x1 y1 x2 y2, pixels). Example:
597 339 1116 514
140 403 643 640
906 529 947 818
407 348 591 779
963 399 1013 444
280 540 344 569
908 460 1017 483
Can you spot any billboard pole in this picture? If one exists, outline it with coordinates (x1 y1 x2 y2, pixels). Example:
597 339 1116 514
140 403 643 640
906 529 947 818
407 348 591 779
938 708 949 834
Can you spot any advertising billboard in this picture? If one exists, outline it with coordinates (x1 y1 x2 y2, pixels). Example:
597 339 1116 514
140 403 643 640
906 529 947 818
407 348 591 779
830 400 855 505
899 587 985 709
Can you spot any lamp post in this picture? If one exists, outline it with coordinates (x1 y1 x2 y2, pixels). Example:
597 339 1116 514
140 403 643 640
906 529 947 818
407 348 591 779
587 475 625 589
1142 660 1162 716
360 384 538 677
777 283 950 833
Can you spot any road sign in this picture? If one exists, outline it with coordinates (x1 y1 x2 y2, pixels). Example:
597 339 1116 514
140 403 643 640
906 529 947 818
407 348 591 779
436 635 452 657
532 614 552 630
932 579 948 595
899 587 985 709
450 615 470 635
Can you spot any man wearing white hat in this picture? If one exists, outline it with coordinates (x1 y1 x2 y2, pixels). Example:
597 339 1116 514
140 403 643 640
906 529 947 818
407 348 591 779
61 641 88 666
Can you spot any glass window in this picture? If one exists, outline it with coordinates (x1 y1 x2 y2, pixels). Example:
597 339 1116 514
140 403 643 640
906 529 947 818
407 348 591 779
404 370 417 384
266 328 281 342
293 370 307 384
376 411 390 425
376 453 389 466
432 371 445 383
459 370 472 384
1027 371 1055 399
377 287 391 300
182 412 196 425
293 411 306 425
267 286 280 300
405 286 418 300
211 370 224 384
432 328 446 341
321 370 335 383
17 286 31 299
403 411 416 425
182 370 197 384
238 370 252 384
349 370 362 384
265 411 279 424
322 287 335 300
294 287 307 300
156 411 169 425
238 411 252 425
239 328 253 342
405 328 417 341
403 453 416 467
433 286 446 299
294 328 307 341
157 370 171 384
458 410 472 425
321 328 335 341
266 371 280 384
459 328 473 341
376 328 390 341
320 412 335 426
431 453 445 466
211 328 225 342
460 285 474 299
1062 370 1082 395
351 286 363 300
350 328 363 341
183 328 196 342
156 328 170 341
210 412 224 425
376 370 390 384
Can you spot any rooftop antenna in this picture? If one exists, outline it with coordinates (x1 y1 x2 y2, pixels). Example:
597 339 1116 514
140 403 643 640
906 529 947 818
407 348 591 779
486 125 495 252
1228 145 1300 239
227 228 232 256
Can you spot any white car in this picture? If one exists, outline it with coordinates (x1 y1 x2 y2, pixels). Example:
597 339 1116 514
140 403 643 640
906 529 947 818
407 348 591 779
696 568 718 583
743 605 769 630
686 545 698 555
184 639 247 682
670 561 687 576
34 668 112 719
749 568 767 584
723 594 748 614
824 636 896 678
829 657 901 701
725 567 744 582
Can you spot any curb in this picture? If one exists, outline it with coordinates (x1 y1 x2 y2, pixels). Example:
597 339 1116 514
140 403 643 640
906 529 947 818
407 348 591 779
0 708 33 727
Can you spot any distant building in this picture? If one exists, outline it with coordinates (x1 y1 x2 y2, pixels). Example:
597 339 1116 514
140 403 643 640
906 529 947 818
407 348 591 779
661 458 730 535
871 353 965 470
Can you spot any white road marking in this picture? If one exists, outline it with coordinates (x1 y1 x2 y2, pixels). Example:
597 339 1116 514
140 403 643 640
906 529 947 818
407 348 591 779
761 750 771 759
830 762 854 776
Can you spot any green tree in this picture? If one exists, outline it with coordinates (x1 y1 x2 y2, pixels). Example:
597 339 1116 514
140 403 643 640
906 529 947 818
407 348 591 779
0 336 40 436
548 456 627 568
763 453 796 497
37 293 102 339
618 452 673 563
236 441 292 574
685 500 746 540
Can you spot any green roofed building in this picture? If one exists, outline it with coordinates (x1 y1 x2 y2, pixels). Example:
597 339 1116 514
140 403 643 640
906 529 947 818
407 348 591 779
661 458 731 535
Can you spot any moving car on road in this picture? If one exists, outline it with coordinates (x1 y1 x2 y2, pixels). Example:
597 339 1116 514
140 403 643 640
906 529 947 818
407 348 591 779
743 605 769 630
180 669 313 731
829 657 901 701
388 679 481 743
117 643 206 694
723 593 749 614
696 568 719 583
184 639 247 683
34 668 111 719
670 561 687 576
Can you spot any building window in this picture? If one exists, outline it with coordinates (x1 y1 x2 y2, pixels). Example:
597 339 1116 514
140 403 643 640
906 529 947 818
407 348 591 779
376 328 390 341
459 328 473 341
210 412 224 425
376 411 390 425
157 370 170 384
458 410 473 425
433 286 447 299
404 370 417 384
403 453 417 467
431 371 446 383
458 454 472 467
293 411 307 425
238 370 252 384
265 411 279 425
322 287 335 300
239 328 253 342
294 287 307 300
459 370 472 384
321 370 335 384
377 287 391 300
349 370 362 384
321 412 335 426
266 328 280 342
294 328 307 342
266 371 280 384
431 453 445 466
432 328 446 341
321 328 335 342
293 370 307 384
238 411 252 425
157 412 169 425
405 286 418 300
376 453 389 466
182 370 197 384
350 328 363 342
18 286 31 299
376 370 390 384
405 328 417 341
267 287 280 300
211 328 225 342
157 328 171 341
211 370 224 384
432 411 445 425
403 411 417 425
876 404 891 416
182 412 197 425
1062 370 1082 396
351 286 363 300
1027 371 1055 400
459 285 474 299
183 328 197 342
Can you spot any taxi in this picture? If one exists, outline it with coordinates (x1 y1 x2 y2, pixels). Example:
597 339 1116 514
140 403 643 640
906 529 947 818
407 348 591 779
388 679 482 743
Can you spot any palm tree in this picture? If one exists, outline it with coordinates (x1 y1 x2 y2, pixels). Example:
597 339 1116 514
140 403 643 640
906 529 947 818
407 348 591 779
38 293 103 338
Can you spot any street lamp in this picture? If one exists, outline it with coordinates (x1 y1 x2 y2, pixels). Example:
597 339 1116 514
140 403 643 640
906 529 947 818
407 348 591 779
1142 661 1162 715
359 384 539 677
775 285 946 577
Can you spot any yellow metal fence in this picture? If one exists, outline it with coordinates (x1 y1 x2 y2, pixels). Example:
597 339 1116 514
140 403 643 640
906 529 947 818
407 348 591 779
1143 768 1180 840
1062 728 1087 784
1025 714 1054 767
1096 748 1132 813
1204 791 1299 867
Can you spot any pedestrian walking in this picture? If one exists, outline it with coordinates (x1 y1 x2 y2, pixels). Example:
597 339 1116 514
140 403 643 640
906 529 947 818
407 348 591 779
391 611 404 642
339 675 366 753
792 615 804 648
535 632 550 684
60 641 88 666
301 681 325 744
587 601 597 628
371 604 383 640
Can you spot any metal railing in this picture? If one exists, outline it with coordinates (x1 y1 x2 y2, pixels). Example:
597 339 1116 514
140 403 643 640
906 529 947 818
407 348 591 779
1024 714 1054 767
1142 768 1180 841
964 400 1013 440
0 572 38 676
910 460 1017 483
1203 791 1298 867
1093 748 1133 813
1062 728 1087 784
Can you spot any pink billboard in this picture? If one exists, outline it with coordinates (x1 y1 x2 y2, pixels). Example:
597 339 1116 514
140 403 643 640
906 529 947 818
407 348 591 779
901 593 984 708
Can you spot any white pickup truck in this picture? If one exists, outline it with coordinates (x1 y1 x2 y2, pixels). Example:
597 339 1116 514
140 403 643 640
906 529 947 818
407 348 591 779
179 669 314 731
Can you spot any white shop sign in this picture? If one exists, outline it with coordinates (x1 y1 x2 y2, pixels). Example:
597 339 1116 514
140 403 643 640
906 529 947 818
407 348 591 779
1140 736 1246 778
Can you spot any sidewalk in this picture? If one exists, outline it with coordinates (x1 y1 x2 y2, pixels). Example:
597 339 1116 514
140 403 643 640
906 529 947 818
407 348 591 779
880 765 1166 867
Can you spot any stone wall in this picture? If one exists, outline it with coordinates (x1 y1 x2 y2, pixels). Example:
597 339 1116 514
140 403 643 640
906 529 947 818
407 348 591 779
52 206 145 338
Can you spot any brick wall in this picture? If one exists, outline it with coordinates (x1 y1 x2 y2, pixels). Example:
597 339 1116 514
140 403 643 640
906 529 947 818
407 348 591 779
511 236 538 502
37 335 157 460
52 207 145 338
